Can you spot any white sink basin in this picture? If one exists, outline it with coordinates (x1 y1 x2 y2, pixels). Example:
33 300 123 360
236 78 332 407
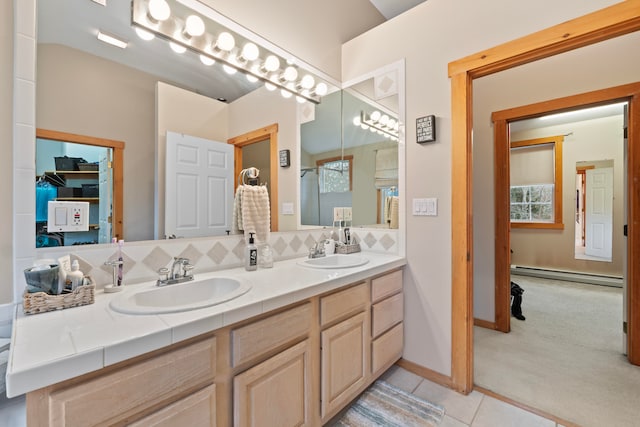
109 277 251 315
297 254 369 269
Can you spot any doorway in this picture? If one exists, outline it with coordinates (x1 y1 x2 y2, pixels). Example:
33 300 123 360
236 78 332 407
447 2 640 393
493 90 632 335
227 124 279 232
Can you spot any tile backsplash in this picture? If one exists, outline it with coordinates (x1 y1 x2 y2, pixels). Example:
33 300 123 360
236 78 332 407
33 228 399 290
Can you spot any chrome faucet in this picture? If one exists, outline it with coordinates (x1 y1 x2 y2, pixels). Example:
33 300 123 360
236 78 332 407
157 257 194 286
308 240 326 259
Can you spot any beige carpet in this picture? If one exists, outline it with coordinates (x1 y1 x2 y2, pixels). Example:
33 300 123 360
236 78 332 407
474 275 640 427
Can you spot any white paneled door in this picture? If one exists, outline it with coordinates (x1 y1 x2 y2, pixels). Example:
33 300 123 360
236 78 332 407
585 167 614 259
165 132 234 238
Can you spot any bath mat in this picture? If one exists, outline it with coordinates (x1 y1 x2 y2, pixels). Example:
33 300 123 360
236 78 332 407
334 380 445 426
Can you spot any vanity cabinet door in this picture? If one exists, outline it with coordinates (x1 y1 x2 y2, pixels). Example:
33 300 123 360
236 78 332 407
321 311 368 420
233 339 312 427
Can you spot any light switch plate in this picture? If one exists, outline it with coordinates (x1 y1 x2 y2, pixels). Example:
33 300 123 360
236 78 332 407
282 202 294 215
412 198 438 216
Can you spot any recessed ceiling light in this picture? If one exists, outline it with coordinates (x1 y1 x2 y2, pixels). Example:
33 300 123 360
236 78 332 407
90 0 106 6
97 30 127 49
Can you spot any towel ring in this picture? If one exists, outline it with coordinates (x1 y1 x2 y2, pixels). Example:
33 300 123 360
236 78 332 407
238 167 260 186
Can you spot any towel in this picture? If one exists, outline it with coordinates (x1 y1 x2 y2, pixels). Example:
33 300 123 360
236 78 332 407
386 196 399 229
240 185 271 243
233 186 244 232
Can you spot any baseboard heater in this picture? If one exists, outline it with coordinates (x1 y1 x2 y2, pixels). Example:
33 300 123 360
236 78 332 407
511 265 623 288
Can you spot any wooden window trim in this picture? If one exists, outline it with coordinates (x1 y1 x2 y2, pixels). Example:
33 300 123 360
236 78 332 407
316 155 354 192
510 135 564 229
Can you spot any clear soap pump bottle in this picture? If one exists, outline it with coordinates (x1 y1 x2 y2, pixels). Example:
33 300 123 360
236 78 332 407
245 232 258 271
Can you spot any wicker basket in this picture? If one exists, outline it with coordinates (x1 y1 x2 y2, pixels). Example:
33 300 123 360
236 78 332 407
23 279 95 315
335 243 361 254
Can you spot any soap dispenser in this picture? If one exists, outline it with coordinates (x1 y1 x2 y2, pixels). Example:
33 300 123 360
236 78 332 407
66 259 84 291
245 232 258 271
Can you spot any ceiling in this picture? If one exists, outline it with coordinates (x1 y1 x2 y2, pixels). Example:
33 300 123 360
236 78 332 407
37 0 425 103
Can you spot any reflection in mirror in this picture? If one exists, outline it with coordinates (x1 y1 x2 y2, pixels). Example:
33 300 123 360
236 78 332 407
300 85 399 228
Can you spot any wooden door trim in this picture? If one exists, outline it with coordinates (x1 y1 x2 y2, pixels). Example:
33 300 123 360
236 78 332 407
493 83 640 334
447 1 640 394
227 123 279 232
36 128 125 240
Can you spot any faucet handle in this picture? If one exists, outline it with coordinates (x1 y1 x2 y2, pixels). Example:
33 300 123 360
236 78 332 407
157 267 170 282
183 264 194 278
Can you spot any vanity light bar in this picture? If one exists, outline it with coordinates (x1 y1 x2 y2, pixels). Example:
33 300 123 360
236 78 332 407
358 111 400 141
131 0 323 104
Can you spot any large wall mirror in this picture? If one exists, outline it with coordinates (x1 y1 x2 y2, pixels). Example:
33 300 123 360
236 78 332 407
34 0 325 246
300 74 401 228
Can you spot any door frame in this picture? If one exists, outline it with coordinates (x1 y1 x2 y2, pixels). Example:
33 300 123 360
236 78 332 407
227 123 279 232
447 1 640 393
492 83 640 334
36 128 125 240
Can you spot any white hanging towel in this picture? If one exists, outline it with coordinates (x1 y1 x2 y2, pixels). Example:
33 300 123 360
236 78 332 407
240 185 271 243
232 185 244 232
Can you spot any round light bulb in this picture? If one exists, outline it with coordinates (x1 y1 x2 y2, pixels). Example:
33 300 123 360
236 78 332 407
185 15 205 37
169 42 186 54
283 66 298 82
223 64 237 75
135 27 155 41
387 119 396 129
379 114 389 126
370 111 381 122
265 82 276 91
148 0 170 22
300 74 315 89
314 82 328 96
352 117 361 126
280 89 293 99
216 32 235 51
296 96 306 104
199 55 215 66
241 42 260 61
360 123 369 130
263 55 280 72
246 74 258 83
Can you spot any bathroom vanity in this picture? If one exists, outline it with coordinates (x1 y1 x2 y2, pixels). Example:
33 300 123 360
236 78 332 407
7 253 405 426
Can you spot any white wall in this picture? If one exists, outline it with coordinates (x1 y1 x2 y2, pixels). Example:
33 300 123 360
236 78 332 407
342 0 621 376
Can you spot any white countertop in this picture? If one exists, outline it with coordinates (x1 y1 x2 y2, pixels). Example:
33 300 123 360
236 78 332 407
6 252 405 397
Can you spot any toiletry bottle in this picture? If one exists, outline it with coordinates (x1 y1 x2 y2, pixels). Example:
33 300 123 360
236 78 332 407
245 232 258 271
67 260 84 291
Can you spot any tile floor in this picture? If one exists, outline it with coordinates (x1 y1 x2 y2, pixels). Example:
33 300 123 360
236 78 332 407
0 365 563 426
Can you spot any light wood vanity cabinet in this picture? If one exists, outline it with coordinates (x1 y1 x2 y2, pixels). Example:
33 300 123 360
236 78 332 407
26 267 404 427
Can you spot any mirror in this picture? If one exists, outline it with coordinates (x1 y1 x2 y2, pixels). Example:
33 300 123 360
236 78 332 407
34 0 307 244
300 81 399 228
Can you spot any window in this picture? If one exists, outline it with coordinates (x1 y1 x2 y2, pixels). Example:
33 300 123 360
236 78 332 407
317 156 353 193
509 135 564 229
510 184 554 221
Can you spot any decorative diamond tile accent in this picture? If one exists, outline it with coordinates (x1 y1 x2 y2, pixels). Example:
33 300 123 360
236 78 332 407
272 237 288 256
380 233 396 250
290 235 303 252
304 234 316 250
363 233 378 248
232 240 245 260
207 242 228 265
141 246 172 273
179 244 203 265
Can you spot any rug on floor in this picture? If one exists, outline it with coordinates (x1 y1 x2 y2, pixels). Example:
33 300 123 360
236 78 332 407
335 380 445 426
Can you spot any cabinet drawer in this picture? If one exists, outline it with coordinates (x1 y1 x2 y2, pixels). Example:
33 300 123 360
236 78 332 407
48 337 216 426
320 282 368 327
129 384 216 427
232 302 311 367
372 322 403 375
371 269 403 302
372 292 404 338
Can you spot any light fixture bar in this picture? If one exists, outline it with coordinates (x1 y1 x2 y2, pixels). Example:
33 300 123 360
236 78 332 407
131 0 322 104
97 30 128 49
359 111 399 140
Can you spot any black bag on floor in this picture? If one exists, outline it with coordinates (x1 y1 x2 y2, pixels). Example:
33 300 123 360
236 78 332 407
510 281 525 321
